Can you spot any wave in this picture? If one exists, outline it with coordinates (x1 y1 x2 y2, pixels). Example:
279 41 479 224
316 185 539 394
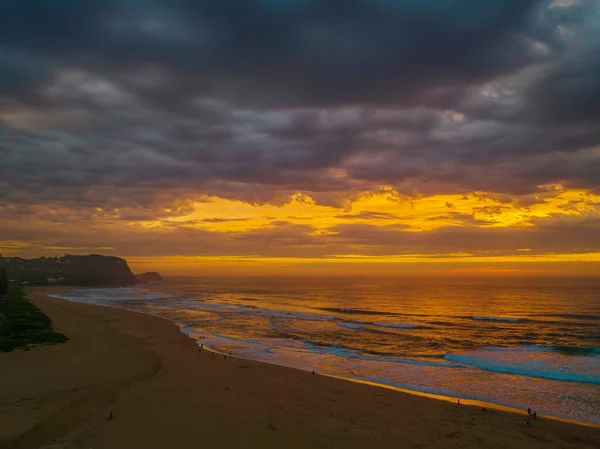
537 313 600 321
551 346 600 356
317 307 398 316
304 341 456 368
236 304 259 309
356 354 457 368
337 321 364 330
470 315 598 328
335 320 420 331
471 316 522 322
181 328 243 346
50 288 172 303
138 298 425 334
178 302 339 323
427 320 458 327
372 322 420 329
284 311 338 321
445 346 600 384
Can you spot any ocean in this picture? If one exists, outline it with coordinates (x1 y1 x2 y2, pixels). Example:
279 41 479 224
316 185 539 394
52 276 600 425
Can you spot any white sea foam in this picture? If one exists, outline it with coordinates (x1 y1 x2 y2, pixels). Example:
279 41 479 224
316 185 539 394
51 288 171 304
445 346 600 384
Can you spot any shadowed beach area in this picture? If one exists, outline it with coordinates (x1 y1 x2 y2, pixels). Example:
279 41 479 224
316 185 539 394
1 287 599 449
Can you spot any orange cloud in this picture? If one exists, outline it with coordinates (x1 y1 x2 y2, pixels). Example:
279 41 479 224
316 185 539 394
132 185 600 233
2 185 599 276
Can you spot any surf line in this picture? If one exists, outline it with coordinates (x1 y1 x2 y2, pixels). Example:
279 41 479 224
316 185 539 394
321 373 600 428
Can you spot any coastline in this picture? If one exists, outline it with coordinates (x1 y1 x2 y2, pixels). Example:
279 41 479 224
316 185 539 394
322 374 600 429
1 287 598 449
191 332 600 429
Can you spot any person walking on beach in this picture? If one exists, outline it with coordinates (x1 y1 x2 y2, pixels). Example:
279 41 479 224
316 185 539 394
527 408 531 416
108 409 113 421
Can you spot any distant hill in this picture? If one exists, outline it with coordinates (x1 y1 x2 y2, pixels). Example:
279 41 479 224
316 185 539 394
0 255 137 286
135 272 163 283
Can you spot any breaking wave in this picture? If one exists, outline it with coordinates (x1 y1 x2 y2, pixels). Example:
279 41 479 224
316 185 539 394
445 346 600 384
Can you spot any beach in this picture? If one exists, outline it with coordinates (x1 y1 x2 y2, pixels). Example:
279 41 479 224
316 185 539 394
1 288 599 449
53 277 600 424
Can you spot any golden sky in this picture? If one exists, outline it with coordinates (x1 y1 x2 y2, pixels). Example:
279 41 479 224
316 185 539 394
2 184 599 276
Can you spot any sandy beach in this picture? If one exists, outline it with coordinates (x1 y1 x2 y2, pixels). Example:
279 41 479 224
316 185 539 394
1 288 599 449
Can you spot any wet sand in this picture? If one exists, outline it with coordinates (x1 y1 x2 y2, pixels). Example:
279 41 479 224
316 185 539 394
1 287 599 449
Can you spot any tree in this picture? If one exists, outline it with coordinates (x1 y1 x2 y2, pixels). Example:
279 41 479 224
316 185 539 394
0 268 8 295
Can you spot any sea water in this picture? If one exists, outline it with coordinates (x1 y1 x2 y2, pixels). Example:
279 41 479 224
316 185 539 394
52 276 600 424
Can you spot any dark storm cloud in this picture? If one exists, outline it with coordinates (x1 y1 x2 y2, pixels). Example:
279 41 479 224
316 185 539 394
0 0 599 207
0 0 545 107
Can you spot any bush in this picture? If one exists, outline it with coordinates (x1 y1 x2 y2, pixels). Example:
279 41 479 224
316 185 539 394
0 285 68 351
0 268 8 295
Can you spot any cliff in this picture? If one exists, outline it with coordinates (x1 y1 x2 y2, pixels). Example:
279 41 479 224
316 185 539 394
135 272 163 283
0 255 137 286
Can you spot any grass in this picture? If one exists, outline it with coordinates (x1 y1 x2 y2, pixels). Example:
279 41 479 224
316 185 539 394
0 285 68 352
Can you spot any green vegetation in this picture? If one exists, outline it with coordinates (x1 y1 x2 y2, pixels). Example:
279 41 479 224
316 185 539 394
0 254 137 286
0 268 7 295
0 285 67 352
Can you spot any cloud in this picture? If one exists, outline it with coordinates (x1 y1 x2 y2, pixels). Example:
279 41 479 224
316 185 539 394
1 186 598 260
0 1 547 106
0 0 599 264
335 211 402 221
4 209 599 259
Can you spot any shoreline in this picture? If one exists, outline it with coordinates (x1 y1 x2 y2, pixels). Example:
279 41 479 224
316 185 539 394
189 331 600 429
322 374 600 429
190 340 600 429
1 287 599 448
51 287 600 428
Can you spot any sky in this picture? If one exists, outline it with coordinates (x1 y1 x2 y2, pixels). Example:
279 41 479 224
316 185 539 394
1 0 600 276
